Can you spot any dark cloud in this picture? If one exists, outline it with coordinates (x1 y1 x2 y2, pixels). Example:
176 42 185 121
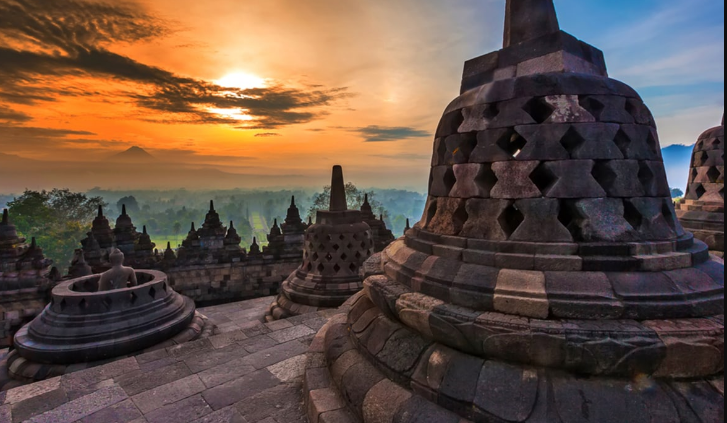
0 105 31 123
255 133 282 138
346 125 431 142
0 0 349 130
0 125 95 138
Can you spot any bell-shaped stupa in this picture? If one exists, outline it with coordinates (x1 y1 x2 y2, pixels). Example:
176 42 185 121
0 210 54 349
360 194 395 252
675 116 724 258
267 166 373 320
305 2 724 422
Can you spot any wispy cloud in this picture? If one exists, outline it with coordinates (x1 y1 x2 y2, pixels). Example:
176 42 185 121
345 125 431 142
254 133 281 138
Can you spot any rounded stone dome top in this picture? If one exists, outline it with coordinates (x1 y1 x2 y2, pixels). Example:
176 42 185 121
684 116 724 205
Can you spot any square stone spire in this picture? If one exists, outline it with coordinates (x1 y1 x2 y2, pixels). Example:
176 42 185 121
503 0 559 48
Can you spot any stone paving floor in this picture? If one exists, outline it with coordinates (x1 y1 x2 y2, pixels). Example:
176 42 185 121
0 296 335 423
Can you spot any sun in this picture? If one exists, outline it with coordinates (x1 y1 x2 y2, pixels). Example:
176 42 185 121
215 72 267 90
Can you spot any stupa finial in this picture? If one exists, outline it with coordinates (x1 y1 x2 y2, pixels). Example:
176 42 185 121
210 200 215 211
98 205 104 217
1 208 7 225
329 165 348 212
291 196 296 206
121 204 127 216
503 0 560 48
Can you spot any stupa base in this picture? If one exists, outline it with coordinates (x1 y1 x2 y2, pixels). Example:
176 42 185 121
1 311 216 390
305 292 725 423
266 292 332 322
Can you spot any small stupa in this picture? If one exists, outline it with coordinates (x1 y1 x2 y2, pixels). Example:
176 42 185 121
675 115 725 258
0 210 53 349
267 166 374 320
360 194 396 252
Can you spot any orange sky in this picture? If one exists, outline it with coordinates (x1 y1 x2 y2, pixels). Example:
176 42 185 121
0 0 723 191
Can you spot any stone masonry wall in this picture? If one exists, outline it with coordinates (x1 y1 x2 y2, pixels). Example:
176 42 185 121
165 254 301 305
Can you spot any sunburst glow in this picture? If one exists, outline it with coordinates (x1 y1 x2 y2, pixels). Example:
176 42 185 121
215 72 267 90
207 107 254 121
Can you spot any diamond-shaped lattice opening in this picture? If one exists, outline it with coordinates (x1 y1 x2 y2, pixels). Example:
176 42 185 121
475 163 498 196
693 152 708 167
435 138 447 165
307 263 313 272
149 286 157 299
355 251 362 259
347 243 354 250
443 167 457 193
523 97 555 123
498 202 524 238
313 234 320 241
720 187 725 200
449 132 478 163
326 253 333 262
333 264 341 273
353 233 359 241
79 298 87 309
102 296 112 310
613 129 632 158
424 198 438 226
579 96 605 120
327 235 333 242
339 234 346 241
592 161 618 193
341 253 348 261
333 244 340 251
482 102 500 121
360 242 367 249
623 201 643 231
638 162 655 191
496 129 527 158
694 183 707 199
530 163 558 195
690 167 699 182
350 263 358 272
707 166 722 183
624 98 645 122
130 291 138 305
560 127 586 157
317 263 325 273
60 298 67 311
558 201 577 235
312 253 319 261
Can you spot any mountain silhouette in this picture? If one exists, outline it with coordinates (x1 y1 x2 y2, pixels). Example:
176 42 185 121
111 146 156 162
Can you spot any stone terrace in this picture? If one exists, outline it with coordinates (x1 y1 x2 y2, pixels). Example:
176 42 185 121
0 296 333 423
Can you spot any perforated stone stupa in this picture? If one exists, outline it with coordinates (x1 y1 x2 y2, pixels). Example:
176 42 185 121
305 2 725 422
0 209 54 349
7 249 210 383
268 166 374 321
675 116 725 258
360 194 395 252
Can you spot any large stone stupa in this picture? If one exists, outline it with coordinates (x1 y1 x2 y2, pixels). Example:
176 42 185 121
268 166 374 321
675 116 724 258
305 2 725 422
